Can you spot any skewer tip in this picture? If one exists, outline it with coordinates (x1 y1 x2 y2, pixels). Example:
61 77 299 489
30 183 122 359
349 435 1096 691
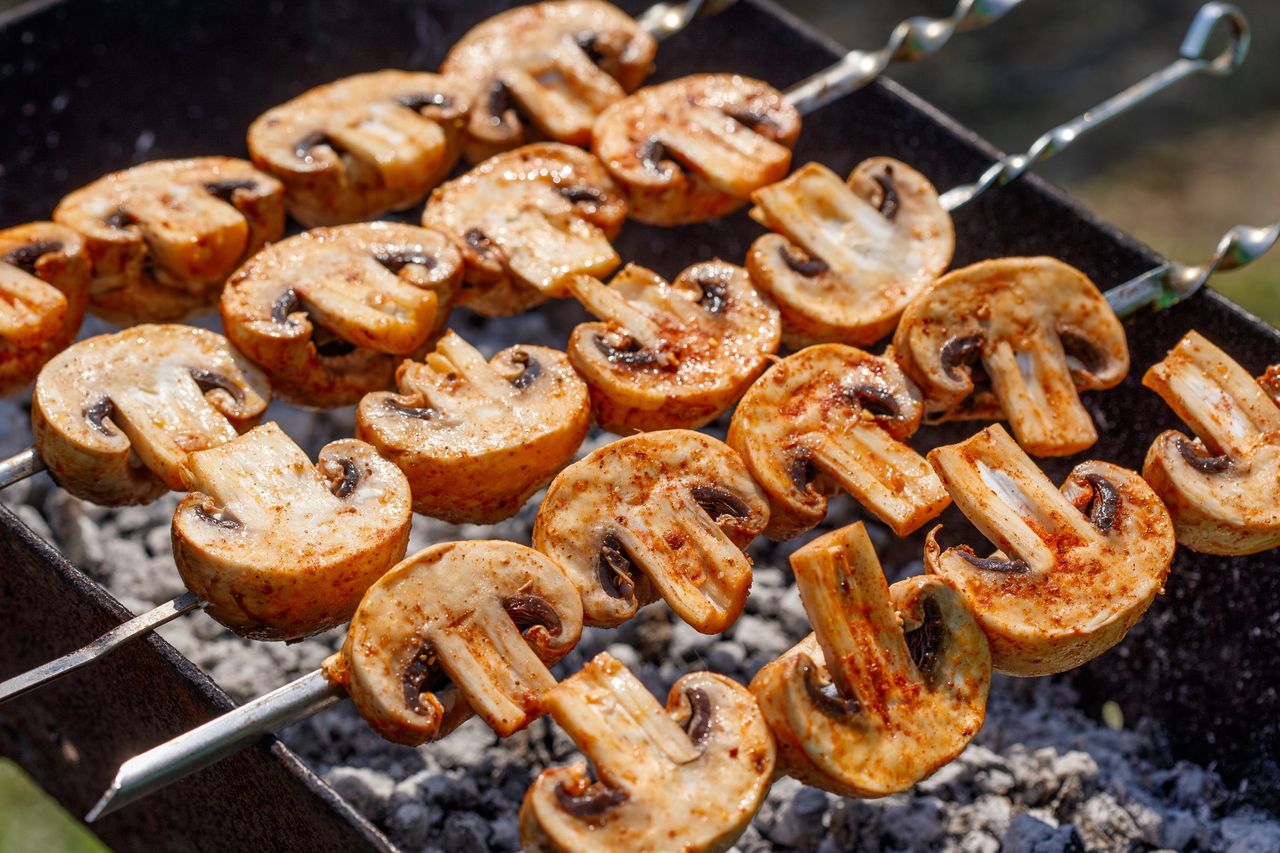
85 777 123 823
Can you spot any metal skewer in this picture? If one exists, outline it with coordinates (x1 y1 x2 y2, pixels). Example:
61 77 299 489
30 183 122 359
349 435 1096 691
0 446 45 489
636 0 739 40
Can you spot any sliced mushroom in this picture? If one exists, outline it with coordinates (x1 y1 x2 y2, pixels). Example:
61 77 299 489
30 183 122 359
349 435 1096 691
52 157 285 323
332 540 583 745
0 223 90 397
565 261 781 432
747 159 955 347
750 522 990 797
592 74 801 225
1141 331 1280 555
247 70 468 226
533 429 768 633
220 222 462 408
727 344 950 539
31 324 270 505
520 651 774 853
893 257 1129 456
925 424 1175 676
422 142 627 316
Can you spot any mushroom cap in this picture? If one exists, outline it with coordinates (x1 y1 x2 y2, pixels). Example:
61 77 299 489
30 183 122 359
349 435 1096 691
566 261 781 432
32 324 271 506
533 429 768 633
592 73 801 226
893 256 1129 456
52 157 285 324
171 422 411 641
925 424 1175 676
221 222 462 408
340 540 584 744
520 652 775 853
246 70 468 227
750 523 990 798
1141 331 1280 555
747 159 955 348
441 0 657 163
0 222 90 398
422 142 626 316
727 343 950 539
356 330 590 523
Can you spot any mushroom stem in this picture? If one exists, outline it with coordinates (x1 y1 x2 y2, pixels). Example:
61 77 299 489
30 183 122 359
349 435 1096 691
565 274 667 352
0 265 69 346
435 331 520 401
982 335 1097 457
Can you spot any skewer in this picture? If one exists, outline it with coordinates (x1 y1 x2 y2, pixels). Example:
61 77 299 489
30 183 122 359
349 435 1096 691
0 446 43 489
635 0 738 40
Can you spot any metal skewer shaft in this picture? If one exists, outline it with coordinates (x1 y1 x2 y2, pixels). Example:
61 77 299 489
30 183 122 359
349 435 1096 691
938 1 1249 211
0 446 44 489
637 0 739 41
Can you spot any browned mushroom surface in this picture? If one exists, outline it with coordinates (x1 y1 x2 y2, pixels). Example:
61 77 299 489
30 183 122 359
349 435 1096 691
52 157 285 324
520 652 774 853
221 222 462 408
566 261 780 432
925 424 1175 676
247 70 468 227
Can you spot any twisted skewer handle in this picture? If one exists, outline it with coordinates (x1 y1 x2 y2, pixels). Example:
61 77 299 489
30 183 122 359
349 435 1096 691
637 0 740 40
0 446 43 489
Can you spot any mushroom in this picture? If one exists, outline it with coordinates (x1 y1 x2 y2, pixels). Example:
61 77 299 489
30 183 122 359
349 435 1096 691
171 422 411 641
440 0 657 163
565 261 781 432
220 222 462 408
727 343 950 540
749 522 990 797
1141 331 1280 555
31 324 270 506
422 142 626 316
893 257 1129 456
332 540 583 745
925 424 1175 676
592 74 801 226
746 159 955 347
356 330 591 523
246 70 468 226
0 223 90 397
533 429 768 634
52 157 285 324
520 652 774 853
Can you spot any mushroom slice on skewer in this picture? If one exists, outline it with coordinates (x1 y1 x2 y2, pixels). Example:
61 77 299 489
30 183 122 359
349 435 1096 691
565 261 780 432
533 429 768 633
1142 331 1280 555
926 424 1175 676
221 222 462 408
728 344 949 540
246 70 467 226
52 157 285 324
172 422 411 641
592 73 801 226
894 257 1128 456
441 0 657 163
750 522 990 797
356 330 590 524
747 159 954 347
32 325 270 506
520 652 774 853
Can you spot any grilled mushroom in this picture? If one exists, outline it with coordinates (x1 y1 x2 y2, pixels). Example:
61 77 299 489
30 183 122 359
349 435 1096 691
32 324 270 506
171 422 411 641
246 70 467 226
925 424 1175 676
441 0 657 163
332 540 583 745
422 142 626 316
893 257 1129 456
750 522 990 797
533 429 768 633
747 159 954 347
221 222 462 408
727 344 950 539
1142 331 1280 555
52 157 285 323
0 223 90 397
592 73 801 225
520 652 774 853
565 261 781 432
